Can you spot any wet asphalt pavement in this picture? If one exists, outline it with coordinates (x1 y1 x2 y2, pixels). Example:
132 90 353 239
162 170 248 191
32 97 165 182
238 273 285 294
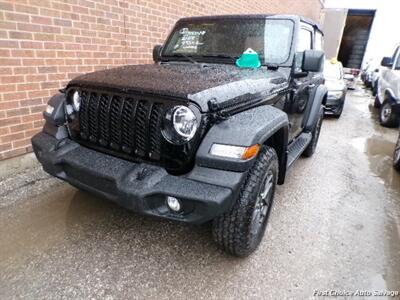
0 87 399 299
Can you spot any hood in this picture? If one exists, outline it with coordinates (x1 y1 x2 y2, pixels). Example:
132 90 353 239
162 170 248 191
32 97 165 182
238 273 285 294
68 63 289 111
325 78 346 91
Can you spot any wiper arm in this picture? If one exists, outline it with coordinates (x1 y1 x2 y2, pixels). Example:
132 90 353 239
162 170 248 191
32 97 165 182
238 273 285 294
171 53 198 64
200 54 239 60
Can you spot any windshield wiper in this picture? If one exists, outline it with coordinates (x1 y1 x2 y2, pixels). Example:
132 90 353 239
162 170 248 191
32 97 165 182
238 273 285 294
199 54 239 60
170 53 199 64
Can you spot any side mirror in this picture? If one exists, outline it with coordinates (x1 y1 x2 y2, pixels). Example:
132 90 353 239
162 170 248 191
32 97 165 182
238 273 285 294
153 45 162 62
381 56 393 67
302 50 324 72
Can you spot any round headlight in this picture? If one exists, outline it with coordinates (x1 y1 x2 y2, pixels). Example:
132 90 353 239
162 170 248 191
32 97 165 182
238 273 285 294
72 90 81 111
162 105 199 144
172 106 198 140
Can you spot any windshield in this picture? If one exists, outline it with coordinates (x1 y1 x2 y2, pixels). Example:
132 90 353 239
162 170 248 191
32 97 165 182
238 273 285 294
324 61 342 80
162 18 294 65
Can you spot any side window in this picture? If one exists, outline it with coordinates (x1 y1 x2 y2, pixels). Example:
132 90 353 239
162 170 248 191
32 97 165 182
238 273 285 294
297 28 312 51
295 27 313 71
315 31 323 51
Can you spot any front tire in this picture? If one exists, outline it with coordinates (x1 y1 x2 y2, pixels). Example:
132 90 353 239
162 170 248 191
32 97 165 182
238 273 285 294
394 133 400 171
379 100 399 128
212 146 278 257
333 99 345 119
374 96 381 108
372 81 378 96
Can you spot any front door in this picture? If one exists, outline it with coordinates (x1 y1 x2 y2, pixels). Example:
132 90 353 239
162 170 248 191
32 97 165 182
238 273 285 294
285 25 314 141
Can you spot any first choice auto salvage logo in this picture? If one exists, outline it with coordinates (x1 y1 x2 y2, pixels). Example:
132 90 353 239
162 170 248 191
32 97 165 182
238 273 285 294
313 290 399 297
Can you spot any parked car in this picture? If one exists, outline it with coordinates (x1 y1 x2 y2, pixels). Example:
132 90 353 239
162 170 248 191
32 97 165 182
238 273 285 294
32 15 327 257
361 59 380 90
394 131 400 171
375 45 400 127
371 66 380 96
324 59 347 118
343 68 359 90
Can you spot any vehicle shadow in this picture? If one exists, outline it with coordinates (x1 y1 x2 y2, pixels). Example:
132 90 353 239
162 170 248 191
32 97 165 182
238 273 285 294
63 189 242 264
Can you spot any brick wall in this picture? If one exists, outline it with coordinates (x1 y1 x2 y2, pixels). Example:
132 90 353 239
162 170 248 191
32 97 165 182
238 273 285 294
0 0 322 160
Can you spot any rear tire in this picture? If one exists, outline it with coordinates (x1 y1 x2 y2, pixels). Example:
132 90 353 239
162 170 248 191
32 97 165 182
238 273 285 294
303 106 324 157
394 133 400 171
379 100 399 128
212 146 278 257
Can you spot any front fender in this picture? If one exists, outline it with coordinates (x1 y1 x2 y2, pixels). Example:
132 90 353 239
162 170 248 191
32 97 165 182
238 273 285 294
195 105 289 172
384 88 399 103
305 84 327 131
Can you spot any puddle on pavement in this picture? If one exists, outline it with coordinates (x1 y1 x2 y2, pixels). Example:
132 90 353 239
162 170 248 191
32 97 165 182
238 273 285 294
351 135 400 194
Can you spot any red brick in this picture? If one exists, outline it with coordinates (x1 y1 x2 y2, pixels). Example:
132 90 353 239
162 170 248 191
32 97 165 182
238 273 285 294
5 12 30 22
1 75 24 84
17 23 42 32
0 58 21 66
6 107 30 118
14 67 36 75
20 41 43 49
10 122 33 133
12 137 32 148
0 2 14 11
0 84 17 93
34 33 55 41
31 16 53 25
15 4 39 14
54 18 72 27
3 91 27 101
0 117 22 128
20 98 43 107
17 83 40 91
25 74 47 82
0 143 12 152
0 101 19 110
11 49 35 57
0 132 25 143
0 126 9 135
9 31 33 40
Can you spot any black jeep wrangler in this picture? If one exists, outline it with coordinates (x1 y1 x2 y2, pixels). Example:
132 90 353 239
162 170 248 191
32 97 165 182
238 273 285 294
32 15 327 257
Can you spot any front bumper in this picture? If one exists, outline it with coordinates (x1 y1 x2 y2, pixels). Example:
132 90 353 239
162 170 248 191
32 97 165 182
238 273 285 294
32 132 246 224
325 93 345 114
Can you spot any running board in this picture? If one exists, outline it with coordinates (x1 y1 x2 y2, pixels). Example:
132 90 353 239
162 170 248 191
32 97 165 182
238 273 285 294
287 132 312 168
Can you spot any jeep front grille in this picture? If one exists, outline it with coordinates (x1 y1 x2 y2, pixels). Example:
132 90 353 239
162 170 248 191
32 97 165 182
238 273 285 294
76 89 164 161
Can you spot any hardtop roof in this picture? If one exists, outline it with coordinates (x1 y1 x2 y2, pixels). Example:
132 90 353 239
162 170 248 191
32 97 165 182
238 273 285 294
177 14 322 32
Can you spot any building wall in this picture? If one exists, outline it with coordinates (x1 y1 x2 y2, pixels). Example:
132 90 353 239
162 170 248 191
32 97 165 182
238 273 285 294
0 0 322 160
322 8 347 60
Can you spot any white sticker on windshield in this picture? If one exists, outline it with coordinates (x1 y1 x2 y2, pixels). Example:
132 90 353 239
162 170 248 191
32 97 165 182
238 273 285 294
176 28 206 51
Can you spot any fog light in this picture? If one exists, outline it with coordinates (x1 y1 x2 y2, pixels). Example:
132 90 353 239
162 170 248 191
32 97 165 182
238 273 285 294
166 196 181 212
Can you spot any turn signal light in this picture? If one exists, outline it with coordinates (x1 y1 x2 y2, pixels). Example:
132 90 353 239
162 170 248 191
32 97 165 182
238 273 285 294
209 143 260 160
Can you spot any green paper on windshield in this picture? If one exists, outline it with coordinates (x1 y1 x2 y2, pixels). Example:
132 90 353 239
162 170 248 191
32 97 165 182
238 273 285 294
235 48 261 68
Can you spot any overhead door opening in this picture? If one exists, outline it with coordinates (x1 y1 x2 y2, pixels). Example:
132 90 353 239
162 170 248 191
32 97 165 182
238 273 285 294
337 9 375 69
